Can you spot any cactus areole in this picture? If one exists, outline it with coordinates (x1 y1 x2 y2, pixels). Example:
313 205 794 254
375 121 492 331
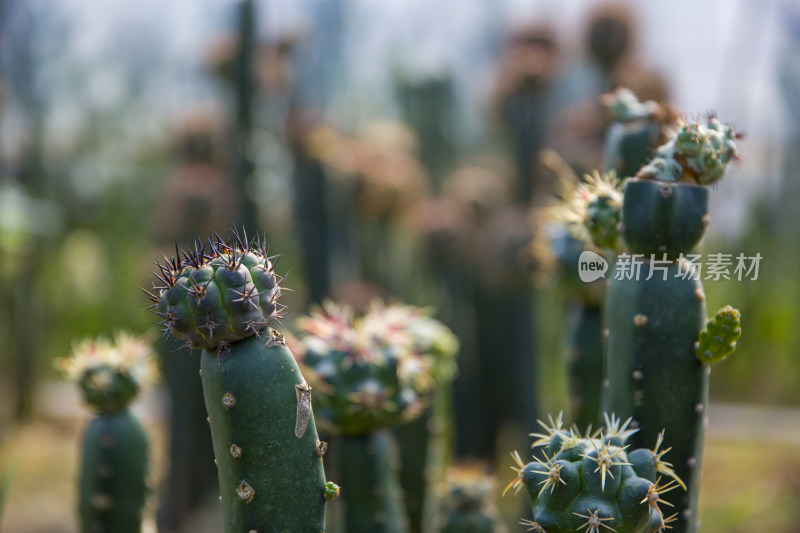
146 231 331 532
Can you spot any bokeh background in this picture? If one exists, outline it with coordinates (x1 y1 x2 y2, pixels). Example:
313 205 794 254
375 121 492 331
2 0 800 531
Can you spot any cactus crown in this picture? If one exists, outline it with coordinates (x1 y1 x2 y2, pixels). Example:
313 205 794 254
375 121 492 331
602 88 658 123
556 170 625 252
143 229 283 352
297 300 458 436
696 305 742 365
58 333 157 414
636 115 739 185
507 413 685 533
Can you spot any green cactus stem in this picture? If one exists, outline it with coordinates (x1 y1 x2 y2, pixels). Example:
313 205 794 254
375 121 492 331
58 334 157 533
505 414 684 533
339 430 408 533
604 260 707 532
79 409 149 533
147 232 330 532
604 118 740 533
695 306 741 364
200 330 328 531
619 179 709 259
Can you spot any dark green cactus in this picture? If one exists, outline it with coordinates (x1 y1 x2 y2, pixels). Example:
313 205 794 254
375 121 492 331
58 334 156 533
200 330 329 531
298 301 457 533
437 465 499 533
146 232 332 532
505 414 684 533
604 118 741 533
695 305 741 364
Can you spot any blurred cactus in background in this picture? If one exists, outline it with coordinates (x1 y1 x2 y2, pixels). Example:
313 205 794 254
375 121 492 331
437 464 504 533
57 333 157 533
298 300 458 533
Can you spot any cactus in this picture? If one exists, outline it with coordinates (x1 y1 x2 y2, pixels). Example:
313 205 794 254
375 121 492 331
558 170 625 253
635 116 739 185
437 464 500 533
603 118 741 532
505 414 684 533
297 300 458 533
601 88 677 180
146 232 332 532
57 333 157 533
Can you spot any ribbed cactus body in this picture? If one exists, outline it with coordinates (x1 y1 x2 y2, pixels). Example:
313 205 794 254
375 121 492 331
79 409 148 533
338 430 408 533
200 331 328 532
508 417 682 533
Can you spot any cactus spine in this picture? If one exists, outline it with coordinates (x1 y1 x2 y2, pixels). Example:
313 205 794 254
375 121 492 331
58 334 156 533
146 232 331 532
603 117 742 533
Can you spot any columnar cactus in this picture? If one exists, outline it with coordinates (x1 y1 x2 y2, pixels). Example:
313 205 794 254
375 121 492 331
297 301 458 533
505 414 684 533
604 117 742 533
145 231 333 532
57 333 157 533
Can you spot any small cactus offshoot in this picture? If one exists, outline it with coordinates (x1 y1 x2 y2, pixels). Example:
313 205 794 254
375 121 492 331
555 170 625 252
438 464 499 533
636 116 739 185
505 413 684 533
695 306 741 364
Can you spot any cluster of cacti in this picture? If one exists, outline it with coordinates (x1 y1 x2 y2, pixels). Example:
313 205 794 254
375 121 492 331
506 414 684 533
145 231 334 532
57 333 157 533
297 300 458 533
437 464 500 533
603 117 742 533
